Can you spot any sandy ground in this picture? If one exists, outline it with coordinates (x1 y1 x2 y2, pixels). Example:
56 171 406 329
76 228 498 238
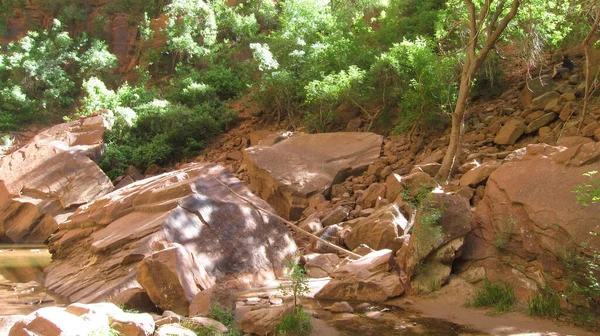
398 277 597 336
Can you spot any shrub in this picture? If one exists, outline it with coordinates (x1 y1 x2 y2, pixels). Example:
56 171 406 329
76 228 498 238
469 278 516 313
526 287 561 318
370 39 457 133
274 307 313 336
207 304 236 330
180 304 241 336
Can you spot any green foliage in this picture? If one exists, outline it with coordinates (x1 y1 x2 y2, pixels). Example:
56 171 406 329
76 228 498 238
526 286 561 318
376 0 445 44
373 39 457 133
472 53 505 98
207 304 237 330
0 20 117 131
304 65 368 132
80 74 234 179
469 278 516 313
279 259 310 308
274 307 313 336
213 2 260 42
493 217 516 250
403 186 444 251
165 0 217 62
572 171 600 206
79 39 118 78
180 303 240 336
90 325 121 336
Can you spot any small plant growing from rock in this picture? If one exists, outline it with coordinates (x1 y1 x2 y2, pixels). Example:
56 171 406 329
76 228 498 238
403 185 444 253
275 258 313 336
526 285 561 318
279 259 310 308
468 278 516 313
493 217 516 250
564 171 600 327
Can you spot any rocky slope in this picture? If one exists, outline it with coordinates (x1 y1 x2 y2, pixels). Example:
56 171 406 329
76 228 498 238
1 52 600 334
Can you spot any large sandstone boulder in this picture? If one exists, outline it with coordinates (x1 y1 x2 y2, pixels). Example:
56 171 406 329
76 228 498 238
0 116 113 243
518 75 554 109
9 303 155 336
240 306 290 336
44 163 297 305
396 193 472 294
244 132 383 220
344 204 409 253
315 249 405 302
137 244 212 315
460 142 600 298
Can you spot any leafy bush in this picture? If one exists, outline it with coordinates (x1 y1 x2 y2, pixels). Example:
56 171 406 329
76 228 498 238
469 278 516 313
0 20 117 130
370 39 457 133
207 304 236 329
274 307 313 336
526 287 561 318
179 303 240 336
304 65 369 132
472 53 505 98
572 171 600 206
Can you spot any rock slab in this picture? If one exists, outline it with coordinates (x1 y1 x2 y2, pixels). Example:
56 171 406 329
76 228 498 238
244 132 383 220
0 116 113 243
44 163 297 306
315 249 404 302
461 142 600 298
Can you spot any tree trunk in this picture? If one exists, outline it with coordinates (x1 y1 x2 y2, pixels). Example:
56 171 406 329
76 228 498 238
437 66 473 182
580 8 600 133
436 0 520 183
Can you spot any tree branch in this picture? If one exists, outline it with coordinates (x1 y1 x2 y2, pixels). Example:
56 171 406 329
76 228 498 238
213 177 362 260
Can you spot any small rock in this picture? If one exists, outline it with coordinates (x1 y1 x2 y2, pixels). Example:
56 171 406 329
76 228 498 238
494 118 525 145
525 112 557 134
240 306 290 336
568 74 579 85
269 298 283 305
321 206 350 227
245 297 261 305
183 317 228 333
559 102 573 121
330 301 354 313
154 323 197 336
364 311 383 319
562 92 576 101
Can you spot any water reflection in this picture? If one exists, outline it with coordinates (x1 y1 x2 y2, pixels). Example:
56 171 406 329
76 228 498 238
0 245 57 316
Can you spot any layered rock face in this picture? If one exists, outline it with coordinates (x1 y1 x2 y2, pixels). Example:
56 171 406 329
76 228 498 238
460 140 600 297
44 163 297 309
0 116 113 243
396 193 472 294
244 132 383 220
315 249 404 302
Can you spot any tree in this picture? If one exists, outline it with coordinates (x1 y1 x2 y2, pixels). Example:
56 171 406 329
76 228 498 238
164 0 217 68
580 3 600 132
279 259 310 308
436 0 521 182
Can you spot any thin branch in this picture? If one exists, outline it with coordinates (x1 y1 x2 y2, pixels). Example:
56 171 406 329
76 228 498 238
213 177 362 260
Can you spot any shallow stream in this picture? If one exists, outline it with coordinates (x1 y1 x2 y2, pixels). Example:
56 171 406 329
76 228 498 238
0 245 61 315
0 246 487 335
